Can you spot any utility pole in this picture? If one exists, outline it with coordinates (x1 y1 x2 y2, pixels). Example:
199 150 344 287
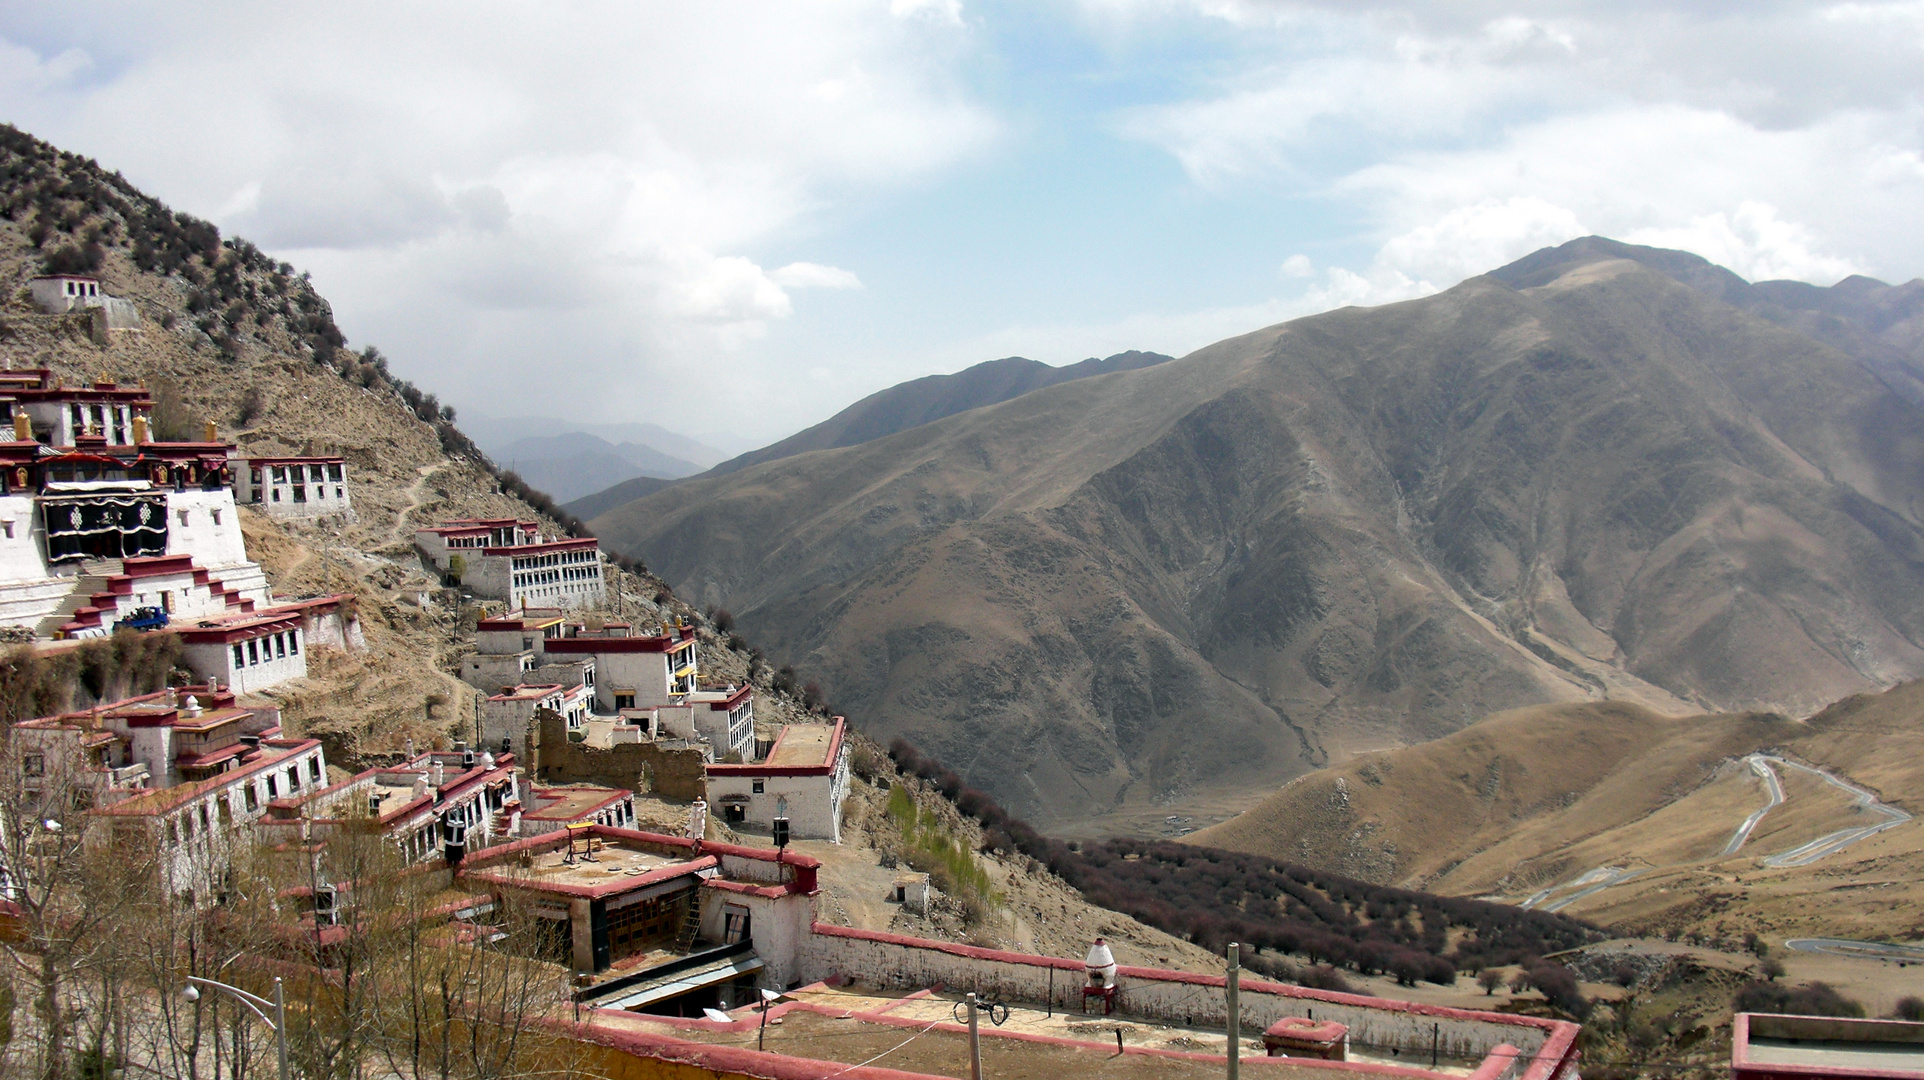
1227 942 1241 1080
967 991 983 1080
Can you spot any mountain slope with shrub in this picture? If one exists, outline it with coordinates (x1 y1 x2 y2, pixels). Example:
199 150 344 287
593 239 1924 831
883 738 1602 991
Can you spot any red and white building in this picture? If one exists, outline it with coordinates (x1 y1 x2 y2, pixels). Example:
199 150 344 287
174 593 365 694
480 680 594 750
416 518 605 609
461 613 755 761
12 684 328 903
706 719 850 842
234 455 352 520
0 370 270 636
262 748 520 865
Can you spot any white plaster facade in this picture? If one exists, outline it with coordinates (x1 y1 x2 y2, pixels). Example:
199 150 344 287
236 458 353 520
706 720 848 842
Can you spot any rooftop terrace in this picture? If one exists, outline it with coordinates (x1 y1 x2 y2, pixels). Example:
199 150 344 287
574 981 1498 1080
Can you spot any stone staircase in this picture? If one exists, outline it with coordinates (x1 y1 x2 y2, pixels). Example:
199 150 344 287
38 556 266 639
35 559 123 638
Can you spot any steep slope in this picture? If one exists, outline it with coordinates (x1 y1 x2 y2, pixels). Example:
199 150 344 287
704 350 1174 478
1191 681 1924 944
594 242 1924 831
0 125 765 763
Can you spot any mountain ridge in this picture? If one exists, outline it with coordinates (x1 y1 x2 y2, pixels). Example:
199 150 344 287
593 239 1924 831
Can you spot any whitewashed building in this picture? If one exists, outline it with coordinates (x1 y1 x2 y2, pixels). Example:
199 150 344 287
416 519 605 609
235 456 352 520
706 718 850 842
0 370 270 635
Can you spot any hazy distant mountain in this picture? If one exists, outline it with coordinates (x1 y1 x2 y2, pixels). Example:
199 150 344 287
464 416 732 470
492 431 703 503
563 349 1176 519
562 474 679 522
707 350 1175 477
592 239 1924 830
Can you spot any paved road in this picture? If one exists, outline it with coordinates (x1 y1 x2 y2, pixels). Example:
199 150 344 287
1517 754 1911 912
1784 938 1924 961
1755 757 1911 868
1722 755 1786 856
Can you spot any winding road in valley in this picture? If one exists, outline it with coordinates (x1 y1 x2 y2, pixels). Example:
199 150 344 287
1520 755 1910 913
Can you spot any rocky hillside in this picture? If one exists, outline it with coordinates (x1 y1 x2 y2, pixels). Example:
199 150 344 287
592 239 1924 832
0 125 821 762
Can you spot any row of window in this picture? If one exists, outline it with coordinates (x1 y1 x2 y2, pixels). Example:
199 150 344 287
231 629 300 670
264 464 344 484
263 484 346 504
513 565 601 589
167 754 325 845
511 547 598 570
69 402 134 443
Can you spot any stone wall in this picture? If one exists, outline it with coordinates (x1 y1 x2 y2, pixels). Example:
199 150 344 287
531 707 708 801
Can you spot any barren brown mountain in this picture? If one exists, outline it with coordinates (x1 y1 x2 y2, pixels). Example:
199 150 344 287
595 239 1924 831
1191 679 1924 946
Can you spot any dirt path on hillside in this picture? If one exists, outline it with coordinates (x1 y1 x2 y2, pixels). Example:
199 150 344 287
388 461 452 546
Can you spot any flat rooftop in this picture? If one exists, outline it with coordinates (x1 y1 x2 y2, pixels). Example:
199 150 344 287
1746 1038 1924 1072
518 841 689 889
1737 1014 1924 1079
765 723 835 768
588 983 1476 1080
526 786 628 822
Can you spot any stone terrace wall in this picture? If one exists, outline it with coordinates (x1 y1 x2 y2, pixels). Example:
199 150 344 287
532 708 708 801
801 926 1578 1080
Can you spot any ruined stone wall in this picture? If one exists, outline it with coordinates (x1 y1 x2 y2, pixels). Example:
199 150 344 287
530 706 708 801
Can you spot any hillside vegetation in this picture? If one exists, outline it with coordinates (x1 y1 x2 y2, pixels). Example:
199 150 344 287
594 238 1924 831
883 739 1601 992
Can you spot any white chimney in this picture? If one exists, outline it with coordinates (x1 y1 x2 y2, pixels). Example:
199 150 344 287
182 695 202 719
429 760 445 788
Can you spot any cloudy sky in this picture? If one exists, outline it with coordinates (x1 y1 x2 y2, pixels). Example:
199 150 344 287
4 2 1921 449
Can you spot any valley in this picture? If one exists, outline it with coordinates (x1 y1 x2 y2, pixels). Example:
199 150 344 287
1191 680 1924 949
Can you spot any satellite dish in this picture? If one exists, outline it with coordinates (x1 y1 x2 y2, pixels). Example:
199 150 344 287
702 1008 733 1023
761 988 782 1003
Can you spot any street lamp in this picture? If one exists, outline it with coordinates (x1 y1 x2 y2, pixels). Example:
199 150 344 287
182 974 288 1080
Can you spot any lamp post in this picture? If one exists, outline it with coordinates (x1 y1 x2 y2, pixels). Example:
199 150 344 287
182 974 288 1080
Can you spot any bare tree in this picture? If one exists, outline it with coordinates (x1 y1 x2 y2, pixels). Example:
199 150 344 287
0 730 154 1080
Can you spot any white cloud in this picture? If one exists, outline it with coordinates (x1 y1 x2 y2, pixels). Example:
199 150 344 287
0 3 995 423
1624 202 1863 284
772 262 865 290
891 0 965 24
1372 197 1588 288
